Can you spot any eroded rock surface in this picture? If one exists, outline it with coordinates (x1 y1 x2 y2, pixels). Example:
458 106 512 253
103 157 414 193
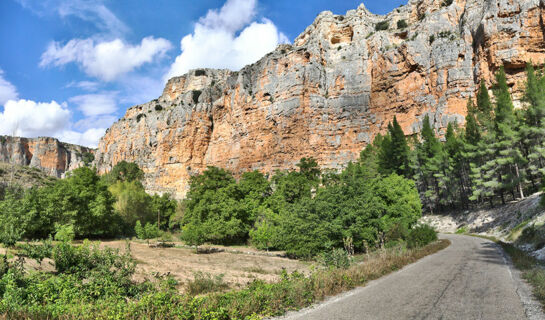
0 136 93 178
95 0 545 198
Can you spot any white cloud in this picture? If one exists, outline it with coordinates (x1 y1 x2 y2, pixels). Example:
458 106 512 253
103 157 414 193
40 37 172 81
69 92 117 116
165 0 289 80
0 69 19 106
0 99 71 138
65 80 101 92
59 128 106 148
16 0 129 37
0 98 113 148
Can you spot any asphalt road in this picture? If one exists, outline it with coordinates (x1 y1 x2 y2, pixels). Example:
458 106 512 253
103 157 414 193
279 234 544 320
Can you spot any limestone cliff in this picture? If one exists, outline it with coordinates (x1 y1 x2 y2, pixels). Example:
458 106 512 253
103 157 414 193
95 0 545 198
0 136 94 178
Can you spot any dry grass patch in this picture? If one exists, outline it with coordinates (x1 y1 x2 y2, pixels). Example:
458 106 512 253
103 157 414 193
99 240 309 290
197 239 450 318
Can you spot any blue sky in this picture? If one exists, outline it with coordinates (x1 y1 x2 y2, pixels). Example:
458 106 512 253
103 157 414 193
0 0 407 147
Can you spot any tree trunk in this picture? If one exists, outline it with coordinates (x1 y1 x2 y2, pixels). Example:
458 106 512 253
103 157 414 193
514 163 525 199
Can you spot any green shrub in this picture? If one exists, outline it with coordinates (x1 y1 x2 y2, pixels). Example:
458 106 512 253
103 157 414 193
186 272 229 296
455 226 468 234
375 21 389 31
319 248 352 269
82 152 94 166
16 238 53 265
442 0 453 7
154 104 163 111
52 240 135 275
407 224 437 248
54 224 75 242
135 221 161 240
397 19 408 29
429 35 435 44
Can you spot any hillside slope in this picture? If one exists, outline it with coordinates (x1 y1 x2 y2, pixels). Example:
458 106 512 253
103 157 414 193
421 192 545 260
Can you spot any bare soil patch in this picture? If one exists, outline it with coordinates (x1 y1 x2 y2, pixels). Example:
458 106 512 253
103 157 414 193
100 240 310 290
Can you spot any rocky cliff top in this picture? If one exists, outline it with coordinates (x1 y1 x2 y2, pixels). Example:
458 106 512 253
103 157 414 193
0 136 94 178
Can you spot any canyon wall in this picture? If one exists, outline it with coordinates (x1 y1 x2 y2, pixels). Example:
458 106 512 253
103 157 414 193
95 0 545 198
0 136 94 178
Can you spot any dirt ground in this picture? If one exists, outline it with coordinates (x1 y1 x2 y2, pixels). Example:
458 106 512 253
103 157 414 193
100 240 310 290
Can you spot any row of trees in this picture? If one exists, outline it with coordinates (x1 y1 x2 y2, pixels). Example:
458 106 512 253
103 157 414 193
361 64 545 212
180 158 422 257
0 161 177 244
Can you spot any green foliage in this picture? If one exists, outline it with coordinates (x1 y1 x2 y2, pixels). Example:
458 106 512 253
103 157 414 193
134 221 161 240
54 224 75 242
455 226 468 234
154 104 163 111
109 181 154 229
379 116 410 177
81 152 94 167
52 240 135 275
397 19 408 29
0 240 448 319
429 34 435 44
441 0 453 7
16 238 53 265
0 162 177 241
407 224 437 248
375 21 389 31
181 167 271 246
186 272 229 296
319 248 352 269
105 160 144 184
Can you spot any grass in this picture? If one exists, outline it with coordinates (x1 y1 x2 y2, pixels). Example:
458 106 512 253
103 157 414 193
196 240 451 318
455 226 468 234
507 219 531 241
2 239 450 319
186 272 230 296
500 242 545 309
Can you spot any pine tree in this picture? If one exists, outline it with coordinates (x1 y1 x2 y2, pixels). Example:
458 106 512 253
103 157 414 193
378 116 410 177
412 115 443 212
443 122 469 208
471 67 525 204
521 63 545 189
476 81 494 131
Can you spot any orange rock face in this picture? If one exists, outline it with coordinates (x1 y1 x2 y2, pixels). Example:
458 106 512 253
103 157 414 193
95 0 545 198
0 136 93 178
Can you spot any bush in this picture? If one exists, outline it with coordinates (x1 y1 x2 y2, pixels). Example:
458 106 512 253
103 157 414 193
429 35 435 44
186 272 229 296
442 0 453 7
154 104 163 111
455 226 468 234
376 21 389 31
16 238 53 265
54 224 75 242
407 224 437 248
397 19 408 29
319 248 352 269
52 240 135 275
135 221 161 240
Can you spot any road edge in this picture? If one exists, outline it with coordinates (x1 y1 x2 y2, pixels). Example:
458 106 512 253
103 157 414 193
273 239 451 320
493 241 545 320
